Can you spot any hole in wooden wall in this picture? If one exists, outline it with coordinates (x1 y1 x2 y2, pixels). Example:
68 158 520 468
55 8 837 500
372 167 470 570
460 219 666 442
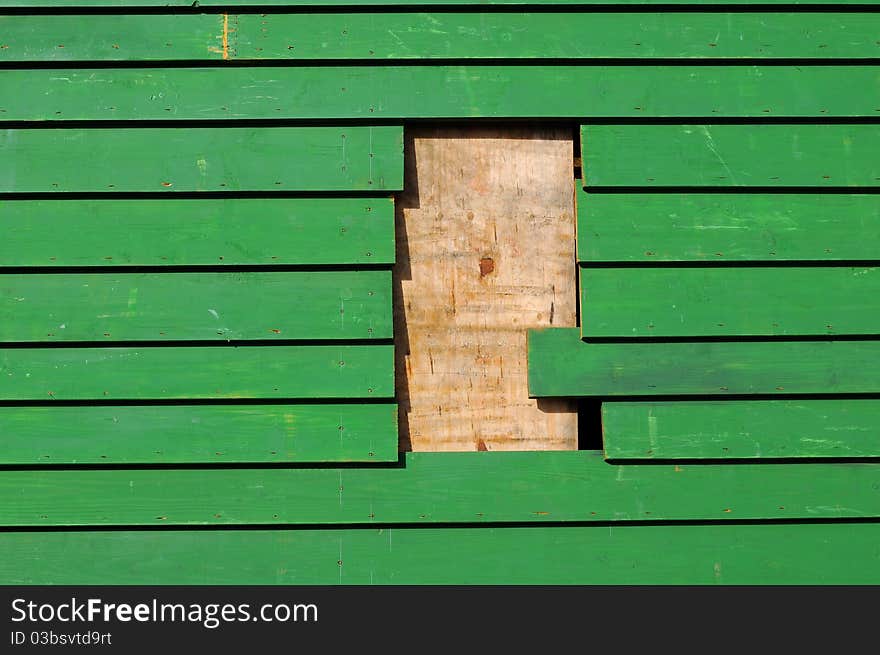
578 400 604 451
394 124 580 452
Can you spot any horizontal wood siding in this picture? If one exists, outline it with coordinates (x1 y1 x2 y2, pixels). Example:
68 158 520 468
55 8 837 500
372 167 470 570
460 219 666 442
581 124 880 187
3 523 880 585
0 345 394 400
580 266 880 338
3 13 879 61
0 271 391 341
602 400 880 460
577 192 880 263
1 4 878 584
0 198 395 267
0 127 404 192
528 328 880 397
3 67 877 120
1 451 878 526
0 404 398 464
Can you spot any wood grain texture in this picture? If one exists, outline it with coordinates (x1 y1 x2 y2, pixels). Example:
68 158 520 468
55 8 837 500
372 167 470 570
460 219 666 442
0 403 398 464
0 451 879 526
576 192 880 262
3 66 877 121
0 198 395 267
0 345 394 400
602 400 880 460
529 328 880 397
3 523 880 585
580 266 880 338
0 271 391 342
4 13 877 60
0 127 404 193
582 124 880 187
395 126 577 451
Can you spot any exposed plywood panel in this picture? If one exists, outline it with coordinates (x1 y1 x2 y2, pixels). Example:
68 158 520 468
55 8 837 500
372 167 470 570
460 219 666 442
395 126 578 451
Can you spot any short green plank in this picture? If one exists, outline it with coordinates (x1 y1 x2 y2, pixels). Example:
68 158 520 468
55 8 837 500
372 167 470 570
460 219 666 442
577 192 880 262
0 345 393 400
580 266 880 338
0 403 397 464
0 451 879 526
528 328 880 396
2 523 879 585
582 124 880 187
0 127 403 193
602 400 880 460
7 13 872 61
0 271 391 342
0 14 219 60
2 66 877 121
0 197 395 267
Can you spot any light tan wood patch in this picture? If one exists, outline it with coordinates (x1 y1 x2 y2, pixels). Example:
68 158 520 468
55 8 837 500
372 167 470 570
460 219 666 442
395 126 579 451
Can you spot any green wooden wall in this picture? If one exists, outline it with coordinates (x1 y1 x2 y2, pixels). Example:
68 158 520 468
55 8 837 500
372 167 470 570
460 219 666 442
1 2 878 584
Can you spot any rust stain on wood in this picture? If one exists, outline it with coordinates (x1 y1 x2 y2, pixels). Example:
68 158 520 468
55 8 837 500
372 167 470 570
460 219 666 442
395 126 579 452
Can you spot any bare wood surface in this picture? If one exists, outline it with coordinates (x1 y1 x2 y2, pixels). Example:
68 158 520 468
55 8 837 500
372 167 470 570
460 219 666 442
395 126 578 451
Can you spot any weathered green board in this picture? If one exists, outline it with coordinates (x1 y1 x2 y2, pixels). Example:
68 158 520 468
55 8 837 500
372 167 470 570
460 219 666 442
576 192 880 262
3 523 880 585
3 13 877 61
580 266 880 338
0 451 878 526
0 345 394 399
581 124 880 187
602 400 880 460
0 127 404 192
3 67 877 120
0 198 395 267
0 403 398 464
0 271 391 341
529 328 880 397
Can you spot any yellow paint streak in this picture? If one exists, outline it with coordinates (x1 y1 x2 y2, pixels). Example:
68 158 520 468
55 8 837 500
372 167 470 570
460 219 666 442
222 13 230 60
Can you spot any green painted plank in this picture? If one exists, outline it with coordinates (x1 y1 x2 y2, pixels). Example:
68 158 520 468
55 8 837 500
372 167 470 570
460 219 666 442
0 127 404 193
577 192 880 263
0 271 391 342
211 13 880 61
0 403 397 464
580 266 880 338
0 345 393 399
0 14 219 61
2 523 879 585
602 400 880 460
528 328 880 397
0 198 395 267
582 124 880 187
0 451 879 526
4 13 878 61
2 66 877 121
